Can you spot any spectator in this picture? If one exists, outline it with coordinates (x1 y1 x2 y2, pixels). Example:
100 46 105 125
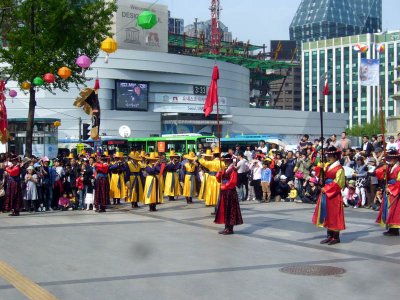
281 150 296 182
361 135 374 157
328 134 341 149
301 177 320 204
250 158 263 201
372 188 383 211
287 181 298 202
274 175 290 202
260 160 272 202
294 151 311 197
386 136 399 151
340 132 351 150
342 181 359 207
299 134 312 152
24 166 39 212
58 192 72 211
257 140 268 154
366 157 378 208
236 152 249 201
374 135 384 150
244 145 254 161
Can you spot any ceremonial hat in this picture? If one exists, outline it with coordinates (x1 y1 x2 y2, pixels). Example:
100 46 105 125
67 153 74 159
184 152 197 160
129 151 142 160
213 147 221 154
115 152 124 158
201 149 213 157
139 150 146 158
386 149 400 159
222 154 233 161
103 151 109 157
325 146 340 157
168 150 179 158
81 150 87 155
145 152 159 160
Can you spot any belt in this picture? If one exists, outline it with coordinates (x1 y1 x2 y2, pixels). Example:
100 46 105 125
186 172 195 175
96 173 107 179
131 172 141 175
209 172 217 176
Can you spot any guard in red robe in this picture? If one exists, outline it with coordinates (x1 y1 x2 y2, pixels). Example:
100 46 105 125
215 154 243 235
5 155 22 216
376 149 400 236
94 155 110 212
312 147 346 245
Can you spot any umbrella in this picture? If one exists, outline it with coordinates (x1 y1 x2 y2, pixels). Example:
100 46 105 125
343 166 355 178
266 138 285 148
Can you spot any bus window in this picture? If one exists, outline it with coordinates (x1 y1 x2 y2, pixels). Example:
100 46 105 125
187 140 196 152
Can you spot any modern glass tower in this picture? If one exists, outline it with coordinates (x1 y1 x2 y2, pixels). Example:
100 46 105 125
290 0 382 48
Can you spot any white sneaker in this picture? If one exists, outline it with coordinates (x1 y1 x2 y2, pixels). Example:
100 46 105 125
86 208 89 211
68 208 73 211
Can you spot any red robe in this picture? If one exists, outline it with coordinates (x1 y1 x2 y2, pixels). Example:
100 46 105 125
312 162 346 231
376 163 400 228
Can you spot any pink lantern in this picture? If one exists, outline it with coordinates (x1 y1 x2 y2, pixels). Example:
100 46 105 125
76 55 92 69
9 90 17 98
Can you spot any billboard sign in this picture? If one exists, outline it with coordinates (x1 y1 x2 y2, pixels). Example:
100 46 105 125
359 58 380 86
114 0 168 53
154 94 227 106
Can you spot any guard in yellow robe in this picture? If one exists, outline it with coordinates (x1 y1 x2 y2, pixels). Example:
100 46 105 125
182 152 198 204
143 153 161 211
164 150 182 200
199 147 225 207
109 152 127 205
198 149 213 201
126 151 144 208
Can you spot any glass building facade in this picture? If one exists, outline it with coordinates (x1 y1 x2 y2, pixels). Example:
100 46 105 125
302 31 400 127
290 0 382 49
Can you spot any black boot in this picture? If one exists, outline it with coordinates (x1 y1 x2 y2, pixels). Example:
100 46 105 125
223 225 234 235
328 231 341 245
169 196 175 201
219 225 228 234
320 230 333 244
113 199 116 205
383 228 400 236
186 197 190 204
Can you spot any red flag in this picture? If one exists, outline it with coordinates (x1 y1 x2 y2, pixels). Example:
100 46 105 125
323 78 329 96
204 65 219 117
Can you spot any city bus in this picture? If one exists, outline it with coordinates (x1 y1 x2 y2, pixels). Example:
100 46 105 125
127 134 218 155
220 134 285 151
59 136 129 155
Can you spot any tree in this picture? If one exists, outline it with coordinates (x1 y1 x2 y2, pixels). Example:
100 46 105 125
0 0 117 156
346 117 386 137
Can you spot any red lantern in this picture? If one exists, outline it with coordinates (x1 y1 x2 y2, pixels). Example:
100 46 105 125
43 73 56 84
58 67 72 80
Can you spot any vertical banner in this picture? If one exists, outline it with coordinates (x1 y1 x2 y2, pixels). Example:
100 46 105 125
359 58 380 86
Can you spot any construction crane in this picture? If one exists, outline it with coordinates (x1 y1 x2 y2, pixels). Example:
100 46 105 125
210 0 221 54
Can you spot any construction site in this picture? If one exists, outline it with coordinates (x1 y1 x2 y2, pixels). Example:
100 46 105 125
167 0 301 110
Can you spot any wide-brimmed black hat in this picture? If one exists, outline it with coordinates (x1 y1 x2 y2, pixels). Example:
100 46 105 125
386 149 400 159
325 146 341 157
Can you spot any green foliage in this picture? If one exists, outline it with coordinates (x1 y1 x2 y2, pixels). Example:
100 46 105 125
0 0 117 90
346 117 386 137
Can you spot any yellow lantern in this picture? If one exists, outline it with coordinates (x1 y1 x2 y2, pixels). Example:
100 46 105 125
57 67 72 80
21 81 31 90
100 37 118 63
53 121 61 127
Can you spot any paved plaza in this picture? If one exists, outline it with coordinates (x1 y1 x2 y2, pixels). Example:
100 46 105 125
0 200 400 300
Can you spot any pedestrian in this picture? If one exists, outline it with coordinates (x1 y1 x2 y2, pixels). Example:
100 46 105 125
236 152 249 201
250 157 263 201
260 160 272 202
85 177 95 211
215 154 243 235
94 155 109 213
312 146 346 245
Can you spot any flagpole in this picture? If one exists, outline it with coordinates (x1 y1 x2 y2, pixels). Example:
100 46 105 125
319 72 328 184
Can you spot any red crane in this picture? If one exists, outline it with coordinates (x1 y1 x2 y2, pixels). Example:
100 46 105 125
210 0 221 54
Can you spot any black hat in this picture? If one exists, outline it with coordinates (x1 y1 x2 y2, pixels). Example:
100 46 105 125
222 154 233 161
325 146 340 157
386 149 400 159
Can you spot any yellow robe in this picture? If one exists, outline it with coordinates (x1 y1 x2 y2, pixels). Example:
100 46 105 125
198 158 225 206
143 164 164 205
183 162 197 197
198 172 209 201
164 163 182 197
109 163 126 199
126 161 143 203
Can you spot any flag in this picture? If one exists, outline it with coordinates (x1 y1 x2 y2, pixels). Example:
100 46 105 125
204 65 219 117
73 79 101 140
323 78 329 96
0 80 10 144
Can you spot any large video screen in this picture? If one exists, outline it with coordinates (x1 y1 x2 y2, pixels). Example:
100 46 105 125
114 80 149 111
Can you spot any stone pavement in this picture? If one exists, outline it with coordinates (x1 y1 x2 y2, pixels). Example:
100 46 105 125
0 200 399 300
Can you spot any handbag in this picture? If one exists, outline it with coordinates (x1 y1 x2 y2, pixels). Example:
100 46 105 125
295 171 304 179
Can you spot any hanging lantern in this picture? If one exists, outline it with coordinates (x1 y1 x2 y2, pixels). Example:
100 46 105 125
53 121 61 127
58 67 72 79
43 73 56 84
33 77 44 86
76 55 92 75
353 43 368 53
9 90 17 98
137 10 158 30
21 81 31 90
100 37 118 63
376 43 385 53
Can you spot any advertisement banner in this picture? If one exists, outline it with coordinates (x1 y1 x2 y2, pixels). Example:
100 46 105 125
114 0 168 53
359 58 380 86
154 94 227 105
153 104 228 115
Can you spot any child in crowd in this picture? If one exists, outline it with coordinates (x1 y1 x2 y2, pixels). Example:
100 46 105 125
76 173 85 210
69 193 76 210
372 188 383 211
85 178 95 210
342 181 359 207
288 181 298 202
58 192 72 211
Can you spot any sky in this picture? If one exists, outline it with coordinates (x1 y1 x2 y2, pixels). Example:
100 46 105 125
159 0 400 46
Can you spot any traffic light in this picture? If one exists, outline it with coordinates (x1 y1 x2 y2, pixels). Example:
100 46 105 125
82 123 91 140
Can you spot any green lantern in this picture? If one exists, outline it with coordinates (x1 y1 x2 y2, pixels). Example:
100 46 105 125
137 10 157 29
33 77 44 86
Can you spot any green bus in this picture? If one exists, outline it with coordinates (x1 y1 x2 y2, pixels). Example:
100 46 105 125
127 134 218 155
